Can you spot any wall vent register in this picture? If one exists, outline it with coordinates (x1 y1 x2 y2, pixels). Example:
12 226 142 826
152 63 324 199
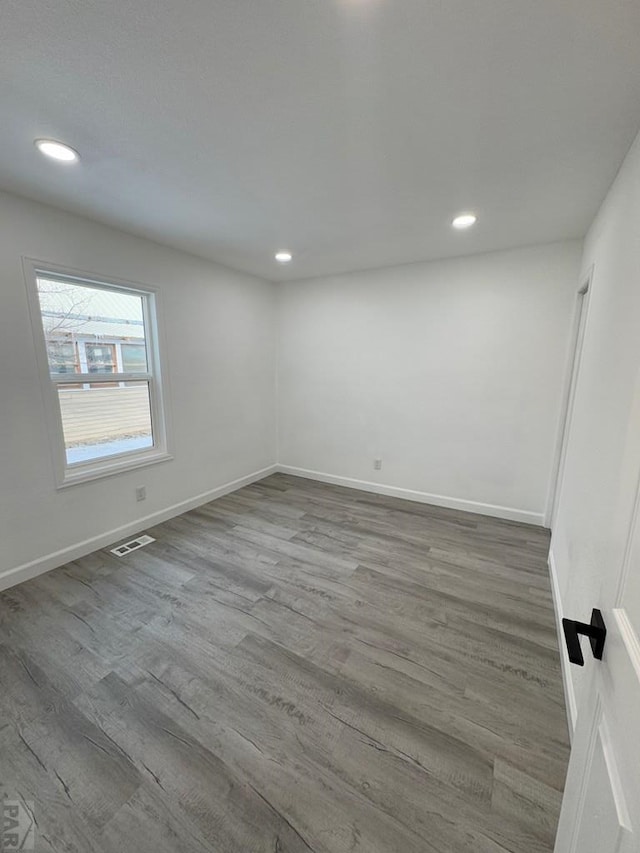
110 534 155 556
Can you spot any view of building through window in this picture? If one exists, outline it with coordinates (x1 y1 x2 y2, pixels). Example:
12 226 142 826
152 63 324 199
36 277 155 466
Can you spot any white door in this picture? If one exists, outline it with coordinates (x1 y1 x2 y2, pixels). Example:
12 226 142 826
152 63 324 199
554 423 640 849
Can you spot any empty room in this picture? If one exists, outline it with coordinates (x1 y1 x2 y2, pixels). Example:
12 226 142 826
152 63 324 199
1 2 639 851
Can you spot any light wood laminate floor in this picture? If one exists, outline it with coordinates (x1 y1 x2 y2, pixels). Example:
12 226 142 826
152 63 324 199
0 474 569 852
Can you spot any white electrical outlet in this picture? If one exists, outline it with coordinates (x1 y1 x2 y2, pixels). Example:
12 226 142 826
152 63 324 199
374 458 382 470
135 486 147 502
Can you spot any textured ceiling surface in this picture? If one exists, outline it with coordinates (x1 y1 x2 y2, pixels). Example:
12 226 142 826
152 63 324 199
2 0 640 280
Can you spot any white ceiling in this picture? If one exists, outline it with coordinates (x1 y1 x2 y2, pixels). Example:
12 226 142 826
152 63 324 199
2 0 640 281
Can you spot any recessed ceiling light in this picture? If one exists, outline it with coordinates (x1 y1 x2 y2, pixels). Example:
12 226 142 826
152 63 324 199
452 212 477 229
275 251 292 263
35 139 79 162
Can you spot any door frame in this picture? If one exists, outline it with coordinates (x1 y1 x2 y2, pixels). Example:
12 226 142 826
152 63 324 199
545 266 593 528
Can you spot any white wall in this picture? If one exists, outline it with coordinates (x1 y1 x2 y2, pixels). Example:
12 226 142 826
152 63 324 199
0 190 584 589
277 242 582 524
551 129 640 724
0 191 277 586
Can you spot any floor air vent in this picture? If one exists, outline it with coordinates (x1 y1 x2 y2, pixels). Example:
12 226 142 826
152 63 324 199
110 534 155 557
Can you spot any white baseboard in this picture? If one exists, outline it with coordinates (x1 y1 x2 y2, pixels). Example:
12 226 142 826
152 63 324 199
548 546 577 738
0 464 278 593
277 465 545 526
0 461 546 594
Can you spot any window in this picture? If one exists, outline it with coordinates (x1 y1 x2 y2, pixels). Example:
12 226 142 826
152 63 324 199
121 343 147 374
27 264 170 486
85 343 116 373
47 341 78 374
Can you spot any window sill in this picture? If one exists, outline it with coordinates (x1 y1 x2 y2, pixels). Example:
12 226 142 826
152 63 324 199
57 450 173 489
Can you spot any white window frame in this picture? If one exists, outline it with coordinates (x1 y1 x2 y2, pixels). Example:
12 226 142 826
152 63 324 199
24 259 172 488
